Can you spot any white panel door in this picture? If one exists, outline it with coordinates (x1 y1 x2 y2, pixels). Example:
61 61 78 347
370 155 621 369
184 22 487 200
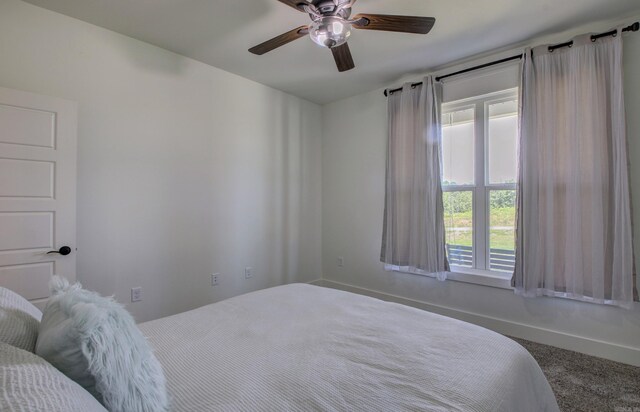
0 87 77 310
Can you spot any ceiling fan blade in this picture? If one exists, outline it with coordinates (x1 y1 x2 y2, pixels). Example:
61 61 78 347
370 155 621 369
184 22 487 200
352 14 435 34
277 0 305 12
331 43 355 72
249 26 309 55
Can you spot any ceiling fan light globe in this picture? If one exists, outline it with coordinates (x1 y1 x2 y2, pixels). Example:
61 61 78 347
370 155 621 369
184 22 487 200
309 16 352 48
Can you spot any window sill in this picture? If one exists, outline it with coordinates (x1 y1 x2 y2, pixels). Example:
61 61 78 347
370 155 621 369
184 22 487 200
386 264 513 290
446 266 513 290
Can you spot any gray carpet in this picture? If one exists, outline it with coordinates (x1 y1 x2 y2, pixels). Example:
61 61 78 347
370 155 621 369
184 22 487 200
511 337 640 412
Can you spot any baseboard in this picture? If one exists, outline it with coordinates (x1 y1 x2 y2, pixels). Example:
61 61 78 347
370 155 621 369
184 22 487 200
313 279 640 367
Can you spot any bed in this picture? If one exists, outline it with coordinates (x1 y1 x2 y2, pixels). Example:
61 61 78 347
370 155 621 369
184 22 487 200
139 283 559 411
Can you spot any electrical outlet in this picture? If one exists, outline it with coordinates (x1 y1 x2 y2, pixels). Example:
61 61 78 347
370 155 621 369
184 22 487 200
337 257 344 267
131 287 142 302
244 267 253 279
211 273 220 286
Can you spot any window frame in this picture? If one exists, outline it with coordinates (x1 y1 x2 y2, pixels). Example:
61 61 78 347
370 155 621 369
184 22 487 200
441 88 518 282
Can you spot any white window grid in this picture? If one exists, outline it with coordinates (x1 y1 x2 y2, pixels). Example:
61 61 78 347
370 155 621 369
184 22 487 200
441 88 518 274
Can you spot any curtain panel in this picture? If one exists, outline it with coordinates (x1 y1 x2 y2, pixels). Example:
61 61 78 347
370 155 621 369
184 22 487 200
381 77 448 275
514 30 637 307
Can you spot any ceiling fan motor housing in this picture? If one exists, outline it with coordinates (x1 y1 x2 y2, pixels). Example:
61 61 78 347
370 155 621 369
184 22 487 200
317 2 335 14
302 0 352 20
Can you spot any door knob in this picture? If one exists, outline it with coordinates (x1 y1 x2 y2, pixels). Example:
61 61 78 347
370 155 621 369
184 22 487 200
47 246 72 256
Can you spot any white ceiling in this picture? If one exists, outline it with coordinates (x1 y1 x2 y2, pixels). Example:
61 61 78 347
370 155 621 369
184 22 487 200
22 0 640 104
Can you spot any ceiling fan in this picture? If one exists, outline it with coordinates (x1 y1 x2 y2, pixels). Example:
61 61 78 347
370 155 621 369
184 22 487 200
249 0 436 72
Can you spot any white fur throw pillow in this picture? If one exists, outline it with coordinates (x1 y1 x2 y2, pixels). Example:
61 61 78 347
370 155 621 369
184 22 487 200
36 276 168 412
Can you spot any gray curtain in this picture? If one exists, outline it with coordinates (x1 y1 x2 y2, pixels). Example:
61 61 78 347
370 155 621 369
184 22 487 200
381 76 448 275
514 30 636 307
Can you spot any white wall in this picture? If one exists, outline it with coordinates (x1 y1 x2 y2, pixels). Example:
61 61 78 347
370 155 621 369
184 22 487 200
0 0 322 322
321 17 640 365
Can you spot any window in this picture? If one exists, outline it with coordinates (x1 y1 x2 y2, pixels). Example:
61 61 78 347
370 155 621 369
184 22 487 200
441 89 518 277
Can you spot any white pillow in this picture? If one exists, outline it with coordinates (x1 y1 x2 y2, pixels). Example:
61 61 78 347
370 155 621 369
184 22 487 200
0 287 42 352
36 277 168 412
0 342 107 412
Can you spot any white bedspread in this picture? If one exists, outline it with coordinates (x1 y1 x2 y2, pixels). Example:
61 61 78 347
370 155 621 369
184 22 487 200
139 284 558 412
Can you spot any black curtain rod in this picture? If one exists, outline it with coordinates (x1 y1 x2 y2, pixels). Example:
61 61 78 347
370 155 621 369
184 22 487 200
435 54 522 82
384 21 640 97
